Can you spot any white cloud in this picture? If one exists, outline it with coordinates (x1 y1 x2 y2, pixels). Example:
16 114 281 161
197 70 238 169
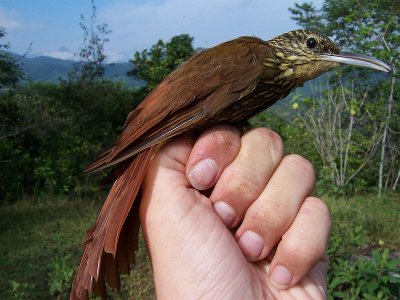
0 8 23 30
41 50 76 61
105 51 131 63
39 49 129 63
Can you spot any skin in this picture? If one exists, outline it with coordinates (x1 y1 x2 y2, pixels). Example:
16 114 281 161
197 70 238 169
140 125 331 300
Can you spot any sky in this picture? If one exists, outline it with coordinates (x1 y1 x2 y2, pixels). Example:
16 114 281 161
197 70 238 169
0 0 324 62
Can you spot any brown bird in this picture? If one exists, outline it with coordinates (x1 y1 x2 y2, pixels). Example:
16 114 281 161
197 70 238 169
70 29 390 299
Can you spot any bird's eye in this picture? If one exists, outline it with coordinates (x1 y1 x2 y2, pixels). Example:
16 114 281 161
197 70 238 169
306 37 317 49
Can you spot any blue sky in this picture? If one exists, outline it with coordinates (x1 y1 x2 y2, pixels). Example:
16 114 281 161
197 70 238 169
0 0 323 62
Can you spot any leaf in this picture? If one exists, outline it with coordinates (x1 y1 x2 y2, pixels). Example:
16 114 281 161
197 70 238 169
365 280 379 293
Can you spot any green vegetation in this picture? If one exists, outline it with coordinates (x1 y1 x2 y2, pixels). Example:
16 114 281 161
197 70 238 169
128 33 194 91
0 81 146 201
0 27 24 88
0 196 154 299
325 195 400 299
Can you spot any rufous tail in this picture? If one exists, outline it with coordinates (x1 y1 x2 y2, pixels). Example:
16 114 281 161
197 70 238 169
70 146 157 300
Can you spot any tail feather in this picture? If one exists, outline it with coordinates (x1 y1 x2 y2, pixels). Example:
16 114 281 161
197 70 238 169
84 146 115 173
104 153 149 254
70 146 157 300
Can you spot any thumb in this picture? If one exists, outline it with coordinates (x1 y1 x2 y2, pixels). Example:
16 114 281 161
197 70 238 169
140 135 197 216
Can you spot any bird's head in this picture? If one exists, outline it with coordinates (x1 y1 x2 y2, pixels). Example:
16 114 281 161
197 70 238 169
266 29 391 84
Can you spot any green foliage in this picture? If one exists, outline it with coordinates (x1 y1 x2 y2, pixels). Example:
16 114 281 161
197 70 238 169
0 196 99 299
324 194 400 299
328 249 400 299
48 254 75 298
289 2 325 32
0 81 143 202
322 0 400 61
9 280 36 300
128 34 194 90
0 196 154 299
0 27 24 88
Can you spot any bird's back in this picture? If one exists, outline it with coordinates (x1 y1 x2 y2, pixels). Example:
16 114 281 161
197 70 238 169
89 37 275 171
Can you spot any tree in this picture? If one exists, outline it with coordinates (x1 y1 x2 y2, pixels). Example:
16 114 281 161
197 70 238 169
0 27 24 88
128 34 194 91
70 0 111 83
289 2 325 32
289 0 399 194
294 79 382 192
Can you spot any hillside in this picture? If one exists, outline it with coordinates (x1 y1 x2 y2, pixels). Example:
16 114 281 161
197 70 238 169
10 52 143 88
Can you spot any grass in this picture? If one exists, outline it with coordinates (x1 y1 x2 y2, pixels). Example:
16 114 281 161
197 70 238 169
0 193 398 299
0 195 154 299
325 194 400 250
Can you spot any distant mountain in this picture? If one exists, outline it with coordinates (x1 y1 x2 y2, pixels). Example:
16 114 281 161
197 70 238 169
40 46 75 61
9 52 143 88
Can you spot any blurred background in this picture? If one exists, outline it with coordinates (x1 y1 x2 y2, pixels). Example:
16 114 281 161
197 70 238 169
0 0 399 299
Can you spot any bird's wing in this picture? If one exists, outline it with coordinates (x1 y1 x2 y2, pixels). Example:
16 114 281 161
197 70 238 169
86 36 270 172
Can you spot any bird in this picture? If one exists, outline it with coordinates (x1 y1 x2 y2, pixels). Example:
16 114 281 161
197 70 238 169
70 29 390 299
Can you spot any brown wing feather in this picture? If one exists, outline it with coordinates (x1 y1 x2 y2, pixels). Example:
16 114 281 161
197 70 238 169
87 36 270 172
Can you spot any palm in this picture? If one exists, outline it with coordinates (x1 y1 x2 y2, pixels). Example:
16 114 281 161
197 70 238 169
190 197 327 299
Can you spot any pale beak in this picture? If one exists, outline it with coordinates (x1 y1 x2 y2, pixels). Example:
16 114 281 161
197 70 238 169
321 52 391 72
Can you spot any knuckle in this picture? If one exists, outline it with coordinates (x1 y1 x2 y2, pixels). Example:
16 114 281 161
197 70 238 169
249 193 293 232
192 126 241 165
303 197 332 229
283 154 315 180
231 173 256 194
280 198 331 261
252 128 284 154
209 126 240 152
244 128 284 168
264 209 292 234
306 197 330 214
282 234 325 264
219 170 259 202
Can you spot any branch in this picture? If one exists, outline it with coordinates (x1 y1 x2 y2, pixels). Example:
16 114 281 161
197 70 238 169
0 124 37 139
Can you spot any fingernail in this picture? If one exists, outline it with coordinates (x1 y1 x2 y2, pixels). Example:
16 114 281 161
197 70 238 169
189 158 218 190
213 201 236 228
238 230 264 259
271 264 293 288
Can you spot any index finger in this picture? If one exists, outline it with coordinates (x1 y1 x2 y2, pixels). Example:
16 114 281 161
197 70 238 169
186 125 241 190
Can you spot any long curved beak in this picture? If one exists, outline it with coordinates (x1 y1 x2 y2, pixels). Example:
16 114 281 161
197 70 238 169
321 52 391 72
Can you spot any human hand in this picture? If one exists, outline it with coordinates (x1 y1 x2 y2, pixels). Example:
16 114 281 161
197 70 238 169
140 126 331 299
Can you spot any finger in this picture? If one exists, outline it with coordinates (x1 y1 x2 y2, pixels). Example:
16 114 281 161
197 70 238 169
269 197 331 290
186 125 241 190
235 154 315 261
209 128 284 228
143 135 197 203
141 135 201 239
